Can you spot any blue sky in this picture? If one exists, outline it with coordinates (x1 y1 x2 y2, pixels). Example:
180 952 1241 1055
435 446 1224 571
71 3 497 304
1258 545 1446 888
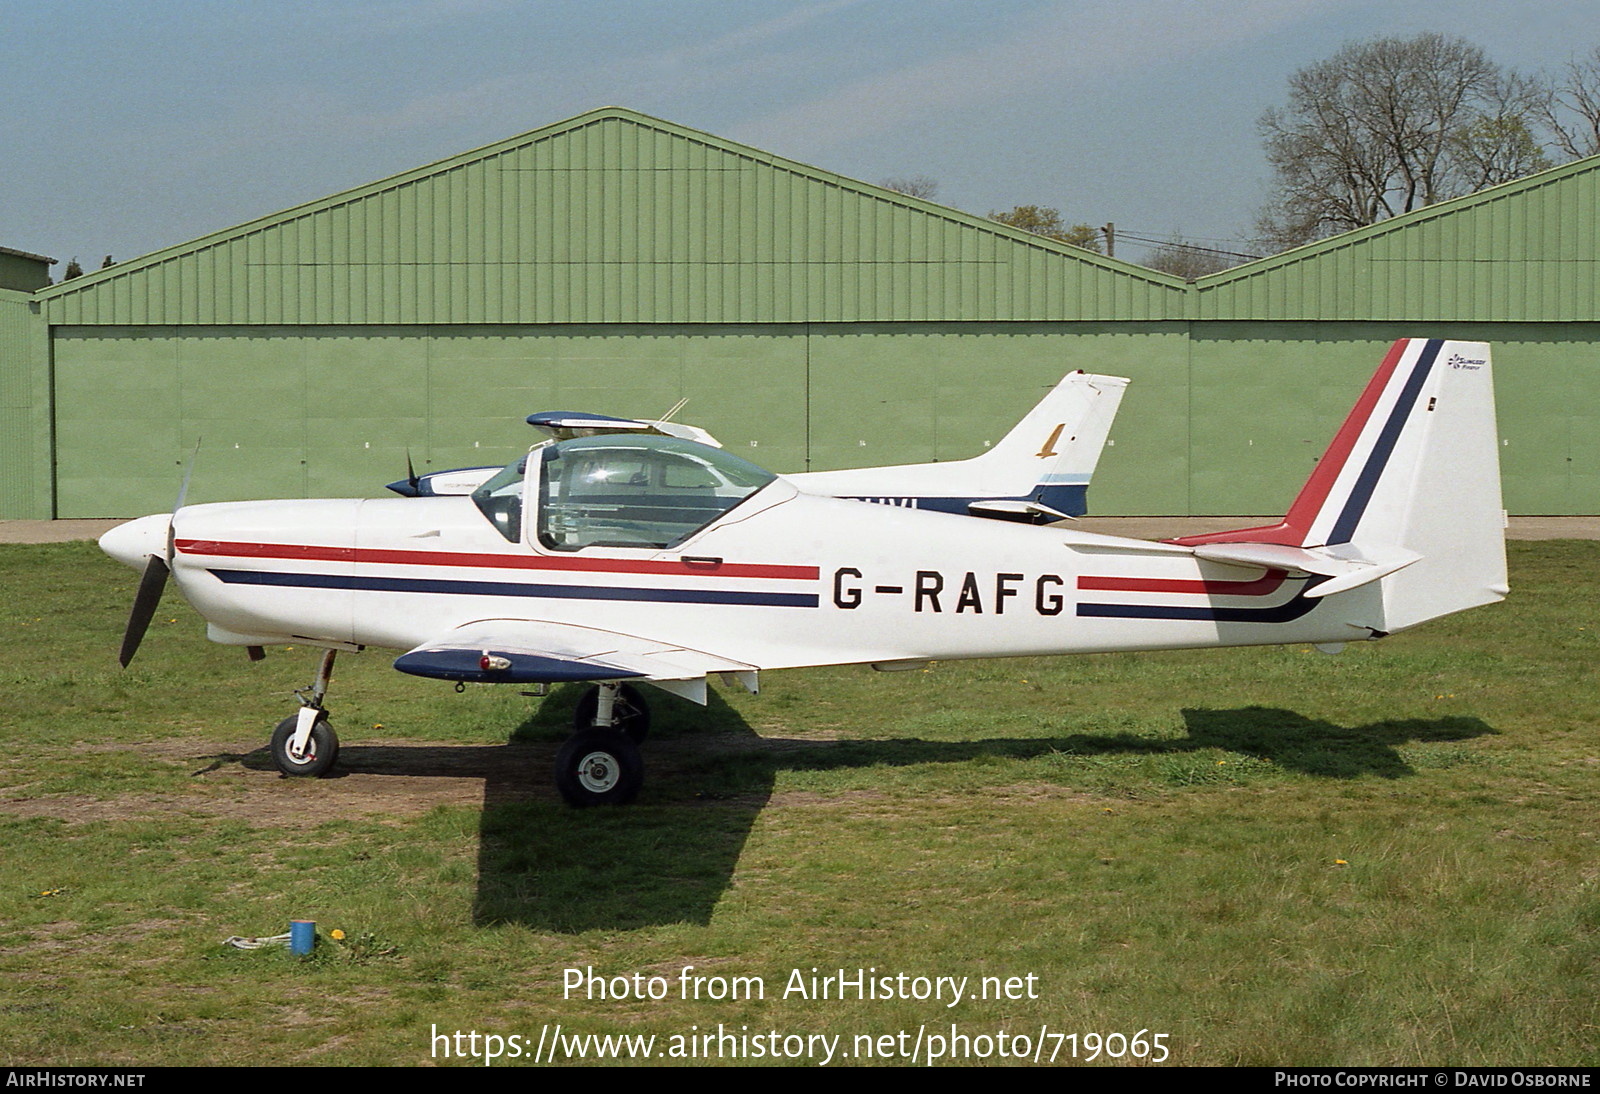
3 0 1595 273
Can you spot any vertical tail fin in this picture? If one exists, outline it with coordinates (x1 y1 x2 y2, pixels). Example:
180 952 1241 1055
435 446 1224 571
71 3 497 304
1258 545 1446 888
970 371 1130 503
1172 339 1506 631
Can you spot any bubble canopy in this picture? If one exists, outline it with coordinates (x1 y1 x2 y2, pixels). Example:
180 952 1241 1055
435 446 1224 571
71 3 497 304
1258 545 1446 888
470 435 777 549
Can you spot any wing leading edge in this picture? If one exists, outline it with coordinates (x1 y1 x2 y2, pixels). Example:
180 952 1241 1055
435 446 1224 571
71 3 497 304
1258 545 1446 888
393 619 757 703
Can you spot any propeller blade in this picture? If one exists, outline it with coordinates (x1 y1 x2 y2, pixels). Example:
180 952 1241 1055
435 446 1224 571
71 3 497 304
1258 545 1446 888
174 438 201 514
119 555 170 667
406 448 420 493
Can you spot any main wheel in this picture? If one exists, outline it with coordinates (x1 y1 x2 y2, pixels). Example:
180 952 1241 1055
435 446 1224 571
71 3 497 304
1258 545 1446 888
554 728 643 806
270 713 339 777
572 684 652 744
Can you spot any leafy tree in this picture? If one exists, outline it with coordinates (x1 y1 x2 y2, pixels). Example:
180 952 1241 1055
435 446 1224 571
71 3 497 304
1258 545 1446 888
987 205 1102 252
1257 33 1550 248
63 258 84 280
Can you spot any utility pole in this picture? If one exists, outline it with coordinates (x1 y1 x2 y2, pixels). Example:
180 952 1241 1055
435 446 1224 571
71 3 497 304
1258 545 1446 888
1101 223 1115 258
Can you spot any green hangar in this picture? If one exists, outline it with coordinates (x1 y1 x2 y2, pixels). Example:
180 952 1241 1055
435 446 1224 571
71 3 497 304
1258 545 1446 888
2 106 1595 519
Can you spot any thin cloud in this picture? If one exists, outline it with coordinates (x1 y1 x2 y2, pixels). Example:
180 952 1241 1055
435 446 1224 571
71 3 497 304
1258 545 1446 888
730 0 1346 156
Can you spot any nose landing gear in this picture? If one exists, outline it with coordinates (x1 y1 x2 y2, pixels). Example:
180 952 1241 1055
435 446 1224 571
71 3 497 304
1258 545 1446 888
269 648 341 778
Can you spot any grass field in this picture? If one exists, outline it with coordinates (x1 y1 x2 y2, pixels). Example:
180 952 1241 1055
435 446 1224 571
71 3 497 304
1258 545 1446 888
1 540 1596 1067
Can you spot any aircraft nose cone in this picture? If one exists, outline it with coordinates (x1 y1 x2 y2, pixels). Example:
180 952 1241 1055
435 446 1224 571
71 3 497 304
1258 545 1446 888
99 514 172 571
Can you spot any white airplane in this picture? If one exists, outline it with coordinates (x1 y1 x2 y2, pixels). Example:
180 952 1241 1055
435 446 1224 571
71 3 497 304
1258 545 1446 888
100 339 1506 806
386 370 1130 524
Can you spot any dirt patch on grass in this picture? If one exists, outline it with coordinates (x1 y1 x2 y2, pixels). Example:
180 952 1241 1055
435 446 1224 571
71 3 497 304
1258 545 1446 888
0 734 1103 825
0 739 562 826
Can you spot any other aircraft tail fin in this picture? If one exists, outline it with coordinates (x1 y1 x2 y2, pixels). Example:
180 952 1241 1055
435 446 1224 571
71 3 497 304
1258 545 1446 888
1169 338 1507 631
969 371 1129 504
789 371 1128 520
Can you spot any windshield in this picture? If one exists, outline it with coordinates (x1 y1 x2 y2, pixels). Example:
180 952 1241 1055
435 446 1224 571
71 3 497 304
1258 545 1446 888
537 435 775 551
470 455 528 543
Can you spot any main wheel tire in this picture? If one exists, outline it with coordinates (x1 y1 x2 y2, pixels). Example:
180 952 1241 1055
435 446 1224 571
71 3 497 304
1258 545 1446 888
572 684 652 744
554 728 643 806
270 713 339 777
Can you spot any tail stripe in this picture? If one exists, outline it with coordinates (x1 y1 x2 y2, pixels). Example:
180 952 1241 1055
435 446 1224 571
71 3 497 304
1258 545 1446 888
1274 338 1410 540
1326 339 1442 544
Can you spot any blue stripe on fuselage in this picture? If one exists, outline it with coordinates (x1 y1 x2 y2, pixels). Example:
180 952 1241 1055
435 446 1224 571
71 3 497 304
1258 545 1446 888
211 569 819 608
1076 579 1326 623
844 484 1089 518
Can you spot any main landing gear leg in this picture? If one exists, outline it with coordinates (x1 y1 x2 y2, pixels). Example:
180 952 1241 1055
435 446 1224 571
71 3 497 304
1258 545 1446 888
555 681 645 806
269 648 341 777
572 682 652 743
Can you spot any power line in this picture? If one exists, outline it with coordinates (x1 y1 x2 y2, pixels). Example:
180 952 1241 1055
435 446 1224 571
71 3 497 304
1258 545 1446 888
1113 227 1260 259
1113 231 1263 261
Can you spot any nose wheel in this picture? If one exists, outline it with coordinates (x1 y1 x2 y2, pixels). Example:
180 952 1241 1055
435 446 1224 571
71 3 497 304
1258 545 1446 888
270 712 339 777
269 648 341 777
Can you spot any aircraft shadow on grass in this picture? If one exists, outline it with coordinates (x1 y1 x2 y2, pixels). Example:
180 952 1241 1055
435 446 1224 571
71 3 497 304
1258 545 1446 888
237 690 1495 933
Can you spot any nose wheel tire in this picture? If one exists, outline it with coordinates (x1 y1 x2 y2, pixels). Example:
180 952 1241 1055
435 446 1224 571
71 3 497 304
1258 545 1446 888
554 728 643 806
270 714 339 777
572 684 652 744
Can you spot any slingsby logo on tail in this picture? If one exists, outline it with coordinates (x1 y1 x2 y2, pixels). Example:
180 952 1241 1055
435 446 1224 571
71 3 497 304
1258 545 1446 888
100 339 1505 805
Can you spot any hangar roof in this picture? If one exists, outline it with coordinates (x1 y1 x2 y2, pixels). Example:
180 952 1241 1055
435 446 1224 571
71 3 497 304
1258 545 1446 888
35 107 1600 326
1193 153 1600 322
35 107 1185 326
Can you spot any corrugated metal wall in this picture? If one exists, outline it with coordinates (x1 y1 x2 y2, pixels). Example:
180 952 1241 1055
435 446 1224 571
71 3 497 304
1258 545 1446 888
0 290 42 517
49 322 1200 518
1184 323 1600 514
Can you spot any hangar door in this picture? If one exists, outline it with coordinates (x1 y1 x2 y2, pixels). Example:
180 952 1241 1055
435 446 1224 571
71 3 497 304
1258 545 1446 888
52 325 809 517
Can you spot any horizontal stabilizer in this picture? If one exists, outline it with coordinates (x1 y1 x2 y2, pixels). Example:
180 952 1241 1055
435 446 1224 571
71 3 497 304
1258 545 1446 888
1191 542 1421 598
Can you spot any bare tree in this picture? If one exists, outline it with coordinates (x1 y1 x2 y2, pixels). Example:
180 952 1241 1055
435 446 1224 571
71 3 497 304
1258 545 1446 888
879 175 940 200
1541 46 1600 160
1257 33 1549 248
1141 236 1235 279
987 205 1102 252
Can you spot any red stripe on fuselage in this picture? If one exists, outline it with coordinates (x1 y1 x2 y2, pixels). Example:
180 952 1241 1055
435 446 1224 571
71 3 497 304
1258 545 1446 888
1167 338 1413 549
174 539 819 581
1077 569 1287 596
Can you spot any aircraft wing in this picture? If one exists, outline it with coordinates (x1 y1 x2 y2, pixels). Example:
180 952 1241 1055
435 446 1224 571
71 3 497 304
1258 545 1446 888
525 411 722 448
392 618 757 702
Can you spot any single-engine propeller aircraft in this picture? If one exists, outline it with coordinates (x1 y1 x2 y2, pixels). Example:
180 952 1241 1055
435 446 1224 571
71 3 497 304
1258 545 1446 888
386 370 1129 524
101 339 1506 806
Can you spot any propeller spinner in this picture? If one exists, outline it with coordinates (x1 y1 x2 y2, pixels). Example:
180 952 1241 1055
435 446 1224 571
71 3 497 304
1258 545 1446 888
99 513 175 667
